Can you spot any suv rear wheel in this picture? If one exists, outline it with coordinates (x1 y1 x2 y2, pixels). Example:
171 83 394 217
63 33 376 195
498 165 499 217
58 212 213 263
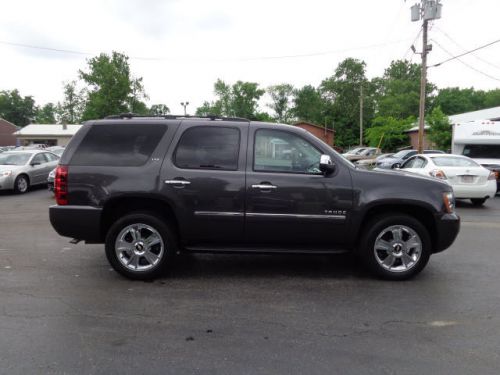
359 214 431 280
105 212 176 280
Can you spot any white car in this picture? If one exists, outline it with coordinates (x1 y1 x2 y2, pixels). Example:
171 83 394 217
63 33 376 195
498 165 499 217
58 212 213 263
400 154 497 206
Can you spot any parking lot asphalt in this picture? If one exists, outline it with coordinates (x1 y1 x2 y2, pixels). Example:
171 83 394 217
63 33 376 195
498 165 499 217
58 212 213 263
1 187 500 375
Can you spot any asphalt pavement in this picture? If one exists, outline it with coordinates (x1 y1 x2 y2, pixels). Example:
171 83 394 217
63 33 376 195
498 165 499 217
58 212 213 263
0 187 499 374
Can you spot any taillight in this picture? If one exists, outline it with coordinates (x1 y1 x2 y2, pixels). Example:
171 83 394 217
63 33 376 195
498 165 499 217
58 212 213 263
54 165 68 205
488 171 498 180
430 169 447 180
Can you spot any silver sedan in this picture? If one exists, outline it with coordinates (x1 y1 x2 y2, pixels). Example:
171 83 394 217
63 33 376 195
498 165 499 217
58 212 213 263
0 150 60 193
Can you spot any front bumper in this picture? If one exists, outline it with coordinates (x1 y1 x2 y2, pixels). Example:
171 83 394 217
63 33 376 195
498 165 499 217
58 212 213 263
433 212 460 253
49 205 103 243
0 175 15 190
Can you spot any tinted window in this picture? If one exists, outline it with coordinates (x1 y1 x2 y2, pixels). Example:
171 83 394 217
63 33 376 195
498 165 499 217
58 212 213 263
463 144 500 159
174 127 240 170
254 129 322 174
402 157 417 168
71 125 166 166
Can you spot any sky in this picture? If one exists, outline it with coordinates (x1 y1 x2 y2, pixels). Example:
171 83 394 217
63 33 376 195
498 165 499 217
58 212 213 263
1 0 500 116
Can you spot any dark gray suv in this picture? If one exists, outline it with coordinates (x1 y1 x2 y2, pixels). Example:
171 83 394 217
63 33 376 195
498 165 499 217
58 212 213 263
49 115 460 280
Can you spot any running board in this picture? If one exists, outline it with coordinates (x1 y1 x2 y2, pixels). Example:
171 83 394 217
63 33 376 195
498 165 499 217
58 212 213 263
184 245 349 255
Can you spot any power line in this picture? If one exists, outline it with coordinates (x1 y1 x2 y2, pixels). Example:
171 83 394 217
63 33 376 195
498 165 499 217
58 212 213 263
0 37 414 63
402 26 423 60
431 39 500 82
434 26 500 71
429 38 500 68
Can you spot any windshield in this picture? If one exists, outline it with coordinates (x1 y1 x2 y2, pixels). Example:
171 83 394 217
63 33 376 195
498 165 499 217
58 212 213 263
0 153 31 166
431 156 479 167
392 150 411 158
463 144 500 159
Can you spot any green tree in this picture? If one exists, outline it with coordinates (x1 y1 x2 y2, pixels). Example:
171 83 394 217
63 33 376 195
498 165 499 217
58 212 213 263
374 60 435 119
427 106 451 151
150 104 170 116
56 81 84 124
36 103 57 124
365 116 414 151
195 79 265 119
267 84 294 123
292 85 324 124
0 89 37 126
320 58 374 147
79 51 146 120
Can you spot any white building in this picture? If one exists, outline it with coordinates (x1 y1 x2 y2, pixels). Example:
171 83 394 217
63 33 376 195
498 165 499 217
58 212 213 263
14 124 82 146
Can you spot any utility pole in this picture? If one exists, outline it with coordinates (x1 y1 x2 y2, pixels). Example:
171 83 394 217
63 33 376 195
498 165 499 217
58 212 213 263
417 19 428 154
410 0 442 153
359 84 364 146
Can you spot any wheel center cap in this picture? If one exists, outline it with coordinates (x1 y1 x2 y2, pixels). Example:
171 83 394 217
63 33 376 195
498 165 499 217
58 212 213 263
134 242 145 254
392 243 404 256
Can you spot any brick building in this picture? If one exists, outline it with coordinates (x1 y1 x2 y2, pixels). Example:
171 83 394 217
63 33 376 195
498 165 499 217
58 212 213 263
0 118 18 146
294 121 334 146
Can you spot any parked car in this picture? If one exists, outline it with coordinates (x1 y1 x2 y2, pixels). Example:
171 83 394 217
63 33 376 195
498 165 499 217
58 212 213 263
345 147 381 162
376 149 445 169
47 168 56 192
49 115 460 281
342 147 367 158
0 150 60 193
357 153 394 169
46 146 65 157
400 154 497 206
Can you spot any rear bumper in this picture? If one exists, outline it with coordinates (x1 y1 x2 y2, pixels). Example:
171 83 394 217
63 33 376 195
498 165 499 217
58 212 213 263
433 212 460 253
451 180 497 199
49 205 103 243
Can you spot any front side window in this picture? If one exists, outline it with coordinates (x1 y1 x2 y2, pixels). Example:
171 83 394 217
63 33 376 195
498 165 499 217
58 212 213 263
32 153 48 165
174 127 240 170
254 129 322 174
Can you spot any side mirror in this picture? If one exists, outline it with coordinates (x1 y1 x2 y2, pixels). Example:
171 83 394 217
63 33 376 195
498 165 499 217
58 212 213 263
392 163 401 169
319 154 336 175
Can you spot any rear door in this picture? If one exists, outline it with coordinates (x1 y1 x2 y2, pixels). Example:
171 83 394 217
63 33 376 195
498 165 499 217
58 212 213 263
159 121 248 246
245 127 353 248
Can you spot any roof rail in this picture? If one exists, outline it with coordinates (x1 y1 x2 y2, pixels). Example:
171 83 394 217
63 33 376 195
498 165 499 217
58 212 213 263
104 113 249 122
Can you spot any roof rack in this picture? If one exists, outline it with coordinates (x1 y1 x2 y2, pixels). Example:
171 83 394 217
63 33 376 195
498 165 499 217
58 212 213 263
104 113 249 122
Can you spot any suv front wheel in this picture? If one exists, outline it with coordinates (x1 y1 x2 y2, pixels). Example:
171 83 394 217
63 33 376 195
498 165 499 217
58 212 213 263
105 212 176 280
359 214 431 280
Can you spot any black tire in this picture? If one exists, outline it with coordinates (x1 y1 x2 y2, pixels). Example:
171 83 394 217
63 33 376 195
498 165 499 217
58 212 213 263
105 212 177 280
358 214 431 280
470 198 486 206
13 174 29 194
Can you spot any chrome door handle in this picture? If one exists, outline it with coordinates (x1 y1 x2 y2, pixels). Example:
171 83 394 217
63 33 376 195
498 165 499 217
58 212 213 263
165 180 191 186
252 184 277 189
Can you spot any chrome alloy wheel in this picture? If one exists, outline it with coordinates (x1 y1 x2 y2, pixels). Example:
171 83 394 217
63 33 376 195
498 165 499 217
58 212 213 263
115 223 165 272
373 225 422 273
17 176 28 193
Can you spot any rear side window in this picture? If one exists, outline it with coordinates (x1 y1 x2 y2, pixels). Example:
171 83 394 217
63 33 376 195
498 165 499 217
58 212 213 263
71 124 166 166
174 127 240 170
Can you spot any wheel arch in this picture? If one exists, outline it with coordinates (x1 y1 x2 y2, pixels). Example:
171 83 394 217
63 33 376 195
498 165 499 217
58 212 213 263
100 196 180 243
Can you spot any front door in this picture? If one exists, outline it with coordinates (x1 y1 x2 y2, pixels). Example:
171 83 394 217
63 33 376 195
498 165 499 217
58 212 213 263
245 127 353 248
159 121 248 246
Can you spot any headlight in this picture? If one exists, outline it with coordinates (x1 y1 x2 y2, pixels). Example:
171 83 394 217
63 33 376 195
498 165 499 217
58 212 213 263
1 170 12 177
443 191 455 213
48 170 56 179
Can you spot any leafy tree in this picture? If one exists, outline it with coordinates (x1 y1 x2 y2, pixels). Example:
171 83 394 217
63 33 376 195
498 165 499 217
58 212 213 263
365 116 414 151
427 106 451 151
36 103 57 124
56 81 84 124
150 104 170 116
195 79 265 119
374 60 435 119
129 77 149 115
0 89 37 126
320 58 374 147
79 51 146 120
267 84 294 123
292 85 324 124
484 89 500 108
